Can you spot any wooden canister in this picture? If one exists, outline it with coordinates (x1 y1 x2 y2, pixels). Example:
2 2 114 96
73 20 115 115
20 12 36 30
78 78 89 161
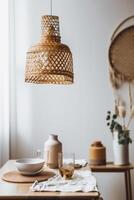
89 141 106 165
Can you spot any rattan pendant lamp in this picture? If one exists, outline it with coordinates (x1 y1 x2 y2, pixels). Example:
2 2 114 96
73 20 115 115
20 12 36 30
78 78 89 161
25 0 73 84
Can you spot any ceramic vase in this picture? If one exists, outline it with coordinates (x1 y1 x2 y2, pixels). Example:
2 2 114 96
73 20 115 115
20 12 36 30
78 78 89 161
113 131 129 165
44 134 62 169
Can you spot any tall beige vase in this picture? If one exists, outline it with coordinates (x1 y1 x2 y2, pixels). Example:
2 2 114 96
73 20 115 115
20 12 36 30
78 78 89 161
44 134 62 169
113 131 129 165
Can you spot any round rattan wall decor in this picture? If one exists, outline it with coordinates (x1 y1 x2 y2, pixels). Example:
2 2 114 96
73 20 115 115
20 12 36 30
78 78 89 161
109 16 134 89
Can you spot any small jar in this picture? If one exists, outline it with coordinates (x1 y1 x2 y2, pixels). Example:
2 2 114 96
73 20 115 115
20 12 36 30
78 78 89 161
44 134 62 169
89 141 106 165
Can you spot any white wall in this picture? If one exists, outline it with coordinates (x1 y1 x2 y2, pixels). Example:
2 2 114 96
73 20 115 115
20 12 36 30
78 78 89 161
12 0 134 199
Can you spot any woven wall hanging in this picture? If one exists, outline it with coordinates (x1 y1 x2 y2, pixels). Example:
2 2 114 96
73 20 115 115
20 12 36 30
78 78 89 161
25 0 73 84
109 16 134 89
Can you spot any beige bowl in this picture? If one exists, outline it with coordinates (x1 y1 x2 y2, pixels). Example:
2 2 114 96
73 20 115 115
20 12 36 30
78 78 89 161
16 158 45 175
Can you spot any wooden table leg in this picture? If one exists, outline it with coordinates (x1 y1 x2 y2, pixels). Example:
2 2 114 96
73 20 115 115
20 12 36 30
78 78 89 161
128 170 132 200
125 170 132 200
125 171 129 200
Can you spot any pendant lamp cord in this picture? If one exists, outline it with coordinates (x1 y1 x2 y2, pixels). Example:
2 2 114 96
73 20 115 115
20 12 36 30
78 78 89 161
50 0 53 15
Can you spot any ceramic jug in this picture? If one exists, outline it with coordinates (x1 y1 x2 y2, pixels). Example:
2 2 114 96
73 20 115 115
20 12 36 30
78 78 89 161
44 134 62 169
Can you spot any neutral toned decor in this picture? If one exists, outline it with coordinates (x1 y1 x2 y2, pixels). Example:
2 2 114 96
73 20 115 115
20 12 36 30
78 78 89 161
44 134 62 169
108 16 134 167
113 131 129 165
109 15 134 89
106 110 132 165
25 15 73 84
108 16 134 133
89 162 134 200
89 141 106 165
0 160 100 200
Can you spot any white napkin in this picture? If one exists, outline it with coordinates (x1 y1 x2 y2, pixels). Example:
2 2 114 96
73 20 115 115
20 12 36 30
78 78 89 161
75 159 87 167
30 170 98 193
63 159 87 167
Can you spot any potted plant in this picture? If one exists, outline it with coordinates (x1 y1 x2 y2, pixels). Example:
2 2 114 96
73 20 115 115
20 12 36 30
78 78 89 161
106 104 133 165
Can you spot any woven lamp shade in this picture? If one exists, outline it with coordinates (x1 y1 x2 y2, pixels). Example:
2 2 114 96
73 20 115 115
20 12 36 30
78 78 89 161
25 15 73 84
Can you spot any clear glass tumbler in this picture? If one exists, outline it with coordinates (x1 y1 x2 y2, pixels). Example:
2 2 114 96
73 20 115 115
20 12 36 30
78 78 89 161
58 152 75 180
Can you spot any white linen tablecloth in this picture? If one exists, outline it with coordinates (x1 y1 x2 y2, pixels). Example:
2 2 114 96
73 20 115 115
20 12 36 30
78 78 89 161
30 170 98 193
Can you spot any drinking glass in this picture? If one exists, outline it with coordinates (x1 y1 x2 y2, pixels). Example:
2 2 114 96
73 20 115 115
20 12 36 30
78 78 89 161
58 152 75 179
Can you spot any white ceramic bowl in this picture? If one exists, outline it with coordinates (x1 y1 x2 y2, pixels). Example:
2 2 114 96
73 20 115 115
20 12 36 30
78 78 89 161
16 158 45 175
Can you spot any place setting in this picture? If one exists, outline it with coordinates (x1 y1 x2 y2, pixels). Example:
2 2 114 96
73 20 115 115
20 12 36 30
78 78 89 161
2 134 98 194
31 152 98 193
2 158 55 183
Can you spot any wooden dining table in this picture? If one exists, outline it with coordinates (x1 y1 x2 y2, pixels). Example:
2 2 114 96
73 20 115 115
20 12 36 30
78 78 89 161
0 160 100 200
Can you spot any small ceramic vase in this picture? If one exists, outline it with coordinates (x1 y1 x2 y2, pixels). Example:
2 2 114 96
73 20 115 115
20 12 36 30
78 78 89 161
44 134 62 169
